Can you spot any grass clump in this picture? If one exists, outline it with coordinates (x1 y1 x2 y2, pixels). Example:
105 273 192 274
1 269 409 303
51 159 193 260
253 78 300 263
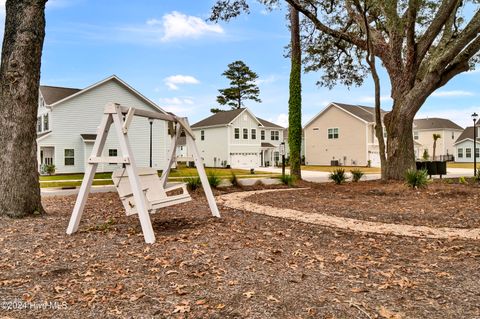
329 168 348 185
280 174 296 187
207 171 221 188
350 169 364 182
184 175 201 191
405 169 429 189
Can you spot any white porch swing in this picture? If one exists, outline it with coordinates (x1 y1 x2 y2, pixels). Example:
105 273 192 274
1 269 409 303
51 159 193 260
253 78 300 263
66 102 220 244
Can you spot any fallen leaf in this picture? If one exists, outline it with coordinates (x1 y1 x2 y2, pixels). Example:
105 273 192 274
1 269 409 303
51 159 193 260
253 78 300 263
267 295 280 303
243 290 255 299
378 306 403 319
172 305 190 314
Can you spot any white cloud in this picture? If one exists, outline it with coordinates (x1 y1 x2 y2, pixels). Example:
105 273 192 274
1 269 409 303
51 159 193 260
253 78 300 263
150 11 224 42
255 75 279 85
159 97 196 116
268 113 288 128
431 90 474 97
357 95 393 104
164 75 200 90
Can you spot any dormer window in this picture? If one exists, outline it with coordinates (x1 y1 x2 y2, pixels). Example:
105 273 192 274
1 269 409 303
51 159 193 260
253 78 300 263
43 114 49 131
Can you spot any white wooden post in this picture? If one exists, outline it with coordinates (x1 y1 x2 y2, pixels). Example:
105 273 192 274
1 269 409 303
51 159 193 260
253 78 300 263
111 104 156 244
67 113 113 234
160 122 182 187
186 133 220 218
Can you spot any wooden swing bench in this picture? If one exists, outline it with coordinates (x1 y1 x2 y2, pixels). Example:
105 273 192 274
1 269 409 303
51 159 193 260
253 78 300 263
112 167 191 216
66 103 220 244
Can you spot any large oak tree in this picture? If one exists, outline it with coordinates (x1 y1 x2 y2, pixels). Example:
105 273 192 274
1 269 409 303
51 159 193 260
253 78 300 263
211 0 480 179
0 0 47 217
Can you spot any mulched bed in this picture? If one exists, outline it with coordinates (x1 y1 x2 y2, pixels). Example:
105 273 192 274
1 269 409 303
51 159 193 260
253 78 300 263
0 182 479 318
248 180 480 228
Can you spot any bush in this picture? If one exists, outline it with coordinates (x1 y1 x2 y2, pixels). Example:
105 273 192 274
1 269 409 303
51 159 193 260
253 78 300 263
329 168 348 185
474 171 480 183
230 173 239 187
207 171 221 188
459 176 468 184
350 169 364 182
405 169 429 189
184 175 201 191
44 164 56 175
280 174 296 187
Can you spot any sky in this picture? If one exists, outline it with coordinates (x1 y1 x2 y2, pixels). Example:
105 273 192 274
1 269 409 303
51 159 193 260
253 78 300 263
2 0 480 128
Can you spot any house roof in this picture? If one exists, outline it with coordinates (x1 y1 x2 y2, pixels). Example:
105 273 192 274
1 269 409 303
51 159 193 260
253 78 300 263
334 102 387 123
304 102 387 128
261 142 275 148
191 108 284 129
42 75 166 115
257 117 283 129
454 126 480 144
413 118 463 130
191 109 245 128
40 86 81 105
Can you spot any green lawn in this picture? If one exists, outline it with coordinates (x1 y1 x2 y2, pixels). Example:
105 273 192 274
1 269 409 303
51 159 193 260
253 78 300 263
40 167 277 188
301 165 381 174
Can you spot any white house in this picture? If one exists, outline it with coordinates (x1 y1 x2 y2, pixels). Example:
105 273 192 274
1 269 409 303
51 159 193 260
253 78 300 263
454 126 479 163
190 108 285 168
412 118 463 160
36 75 170 174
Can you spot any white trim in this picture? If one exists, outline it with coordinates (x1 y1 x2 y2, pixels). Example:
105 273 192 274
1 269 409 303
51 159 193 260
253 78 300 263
327 127 339 139
48 75 167 114
304 102 369 129
242 127 249 140
192 124 228 130
227 108 264 127
63 147 76 166
36 130 53 141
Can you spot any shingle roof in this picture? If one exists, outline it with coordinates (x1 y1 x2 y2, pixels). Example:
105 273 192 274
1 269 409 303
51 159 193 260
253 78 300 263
333 102 386 122
413 118 463 130
191 108 285 129
191 109 245 128
455 126 480 144
40 85 81 105
261 142 275 148
257 117 283 128
177 136 187 146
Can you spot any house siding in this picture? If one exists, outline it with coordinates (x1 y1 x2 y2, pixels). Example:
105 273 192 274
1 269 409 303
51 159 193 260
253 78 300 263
304 105 368 166
37 79 169 173
455 140 479 163
414 129 462 159
192 126 229 167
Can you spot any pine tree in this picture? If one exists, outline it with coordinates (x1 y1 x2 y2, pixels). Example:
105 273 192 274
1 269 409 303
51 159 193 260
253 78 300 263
215 60 261 112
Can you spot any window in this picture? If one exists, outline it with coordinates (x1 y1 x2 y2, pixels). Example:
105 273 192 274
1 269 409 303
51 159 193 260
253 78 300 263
261 130 265 140
37 117 42 132
271 130 279 141
274 151 279 163
109 149 118 157
243 128 248 139
251 129 256 140
328 128 339 139
413 131 418 140
452 131 455 140
234 128 240 139
466 148 472 158
43 114 49 131
201 130 205 141
476 148 479 158
313 128 319 131
458 148 463 158
64 149 74 166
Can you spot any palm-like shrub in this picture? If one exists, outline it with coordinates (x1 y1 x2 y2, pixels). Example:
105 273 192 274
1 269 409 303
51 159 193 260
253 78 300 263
329 168 348 185
207 172 221 188
230 173 239 187
184 175 201 191
280 174 296 186
350 169 364 182
405 169 429 188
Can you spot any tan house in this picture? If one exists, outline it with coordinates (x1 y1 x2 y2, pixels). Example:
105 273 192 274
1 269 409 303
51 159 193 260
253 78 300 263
304 102 387 167
304 102 463 167
413 118 463 160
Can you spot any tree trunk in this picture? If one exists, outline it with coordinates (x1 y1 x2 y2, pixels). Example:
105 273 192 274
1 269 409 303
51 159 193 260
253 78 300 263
288 4 302 180
0 0 47 218
383 101 417 180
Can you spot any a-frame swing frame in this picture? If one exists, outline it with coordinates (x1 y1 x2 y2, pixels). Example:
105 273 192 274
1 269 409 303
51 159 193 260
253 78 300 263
66 102 220 244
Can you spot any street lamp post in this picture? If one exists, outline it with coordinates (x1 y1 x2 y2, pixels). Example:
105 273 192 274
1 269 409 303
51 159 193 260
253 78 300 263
149 118 154 168
473 113 478 177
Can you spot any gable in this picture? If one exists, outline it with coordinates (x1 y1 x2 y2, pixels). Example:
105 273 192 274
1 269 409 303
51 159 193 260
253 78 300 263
49 76 165 114
230 109 262 128
305 103 369 129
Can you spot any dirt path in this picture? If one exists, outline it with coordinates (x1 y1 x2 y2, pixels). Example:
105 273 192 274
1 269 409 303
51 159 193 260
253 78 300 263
217 188 480 240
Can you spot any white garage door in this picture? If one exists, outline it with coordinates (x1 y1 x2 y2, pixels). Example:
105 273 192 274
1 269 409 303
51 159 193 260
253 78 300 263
230 153 259 169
